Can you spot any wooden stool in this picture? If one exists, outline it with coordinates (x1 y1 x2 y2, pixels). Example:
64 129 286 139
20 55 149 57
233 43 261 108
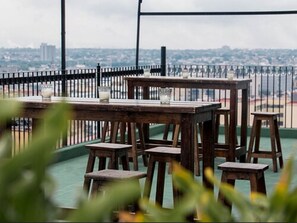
215 108 230 144
247 112 284 172
84 142 131 191
84 169 147 212
143 147 181 207
102 121 147 171
218 162 268 210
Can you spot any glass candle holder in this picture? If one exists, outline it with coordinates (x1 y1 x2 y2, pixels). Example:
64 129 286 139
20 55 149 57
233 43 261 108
98 86 111 103
40 84 53 101
181 68 189 78
227 71 235 80
159 88 172 105
143 68 151 77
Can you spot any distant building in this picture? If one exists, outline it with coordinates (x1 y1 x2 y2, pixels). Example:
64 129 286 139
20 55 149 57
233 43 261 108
40 43 56 62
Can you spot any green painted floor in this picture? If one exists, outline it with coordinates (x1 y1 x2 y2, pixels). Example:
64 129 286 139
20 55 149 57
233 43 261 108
49 134 297 213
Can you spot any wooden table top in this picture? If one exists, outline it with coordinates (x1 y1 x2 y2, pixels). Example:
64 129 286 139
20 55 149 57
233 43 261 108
124 76 252 89
16 96 221 114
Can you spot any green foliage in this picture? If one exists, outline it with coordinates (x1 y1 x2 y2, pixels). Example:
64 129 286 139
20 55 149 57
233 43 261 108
0 99 71 222
126 161 297 222
0 98 297 222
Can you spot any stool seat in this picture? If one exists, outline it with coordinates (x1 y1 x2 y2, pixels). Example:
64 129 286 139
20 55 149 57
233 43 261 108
218 162 268 210
144 147 181 207
84 169 147 213
84 169 147 182
247 112 284 172
84 142 132 192
218 162 269 173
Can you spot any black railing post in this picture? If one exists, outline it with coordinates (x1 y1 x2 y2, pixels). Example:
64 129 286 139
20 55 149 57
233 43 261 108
96 63 101 139
135 0 142 68
61 0 66 96
161 46 166 76
96 63 101 97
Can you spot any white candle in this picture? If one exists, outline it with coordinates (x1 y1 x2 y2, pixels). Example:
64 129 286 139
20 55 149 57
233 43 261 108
160 95 170 104
41 88 53 97
99 91 110 100
182 70 189 78
227 71 234 80
41 85 53 99
143 69 150 77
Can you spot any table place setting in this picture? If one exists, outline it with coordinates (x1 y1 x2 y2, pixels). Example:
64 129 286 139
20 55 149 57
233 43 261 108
98 86 111 103
159 87 172 105
40 84 54 101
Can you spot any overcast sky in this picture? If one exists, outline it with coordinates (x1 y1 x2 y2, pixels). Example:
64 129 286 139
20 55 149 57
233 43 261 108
1 0 297 49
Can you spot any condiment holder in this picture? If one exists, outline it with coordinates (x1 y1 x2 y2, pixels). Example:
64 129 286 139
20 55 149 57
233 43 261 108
40 84 53 101
159 88 172 105
98 86 111 103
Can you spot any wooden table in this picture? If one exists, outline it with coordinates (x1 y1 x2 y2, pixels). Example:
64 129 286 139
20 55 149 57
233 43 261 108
16 96 220 189
124 76 252 162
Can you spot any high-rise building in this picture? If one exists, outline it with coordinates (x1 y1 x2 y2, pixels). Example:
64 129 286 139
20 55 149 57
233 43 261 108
40 43 56 62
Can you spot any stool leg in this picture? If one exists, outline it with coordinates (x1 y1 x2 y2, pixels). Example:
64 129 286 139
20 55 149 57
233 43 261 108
109 152 118 169
143 158 156 200
155 161 166 206
247 118 257 162
110 122 120 143
253 119 262 164
269 118 278 172
224 113 229 144
90 180 100 198
101 121 109 142
98 157 107 170
137 123 148 167
274 118 284 168
172 124 180 147
120 154 130 170
194 124 200 176
163 124 171 140
249 173 267 195
130 180 142 212
84 152 96 191
214 113 220 143
130 122 139 171
218 171 234 210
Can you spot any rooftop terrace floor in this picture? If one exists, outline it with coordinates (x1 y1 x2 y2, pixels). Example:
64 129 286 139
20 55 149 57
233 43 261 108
49 134 297 214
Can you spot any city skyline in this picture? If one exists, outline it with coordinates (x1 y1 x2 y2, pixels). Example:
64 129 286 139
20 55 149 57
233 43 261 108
1 0 297 50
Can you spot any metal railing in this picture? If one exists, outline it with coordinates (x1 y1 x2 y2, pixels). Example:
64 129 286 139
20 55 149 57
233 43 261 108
1 64 296 154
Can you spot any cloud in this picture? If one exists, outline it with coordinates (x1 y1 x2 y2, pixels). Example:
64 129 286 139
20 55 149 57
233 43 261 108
1 0 297 49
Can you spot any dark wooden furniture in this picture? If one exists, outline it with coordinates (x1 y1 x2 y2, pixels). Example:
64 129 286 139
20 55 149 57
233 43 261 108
84 169 147 212
101 121 147 170
214 108 230 145
83 142 131 191
246 112 284 172
143 147 181 207
171 124 202 176
124 76 252 162
15 96 220 190
218 162 268 210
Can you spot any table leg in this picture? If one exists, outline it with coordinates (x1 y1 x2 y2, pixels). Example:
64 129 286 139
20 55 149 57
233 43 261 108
201 118 215 190
228 89 238 162
240 88 249 162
